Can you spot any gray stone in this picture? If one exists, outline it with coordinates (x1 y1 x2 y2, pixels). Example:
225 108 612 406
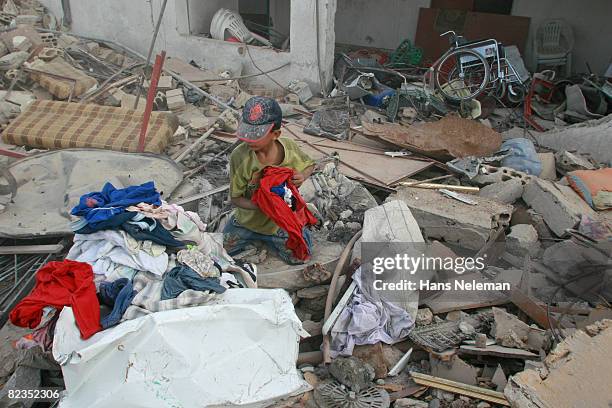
479 178 524 204
375 378 385 385
522 178 597 236
394 398 428 408
506 224 541 258
416 308 434 326
476 403 491 408
340 209 353 219
329 356 375 392
428 398 441 408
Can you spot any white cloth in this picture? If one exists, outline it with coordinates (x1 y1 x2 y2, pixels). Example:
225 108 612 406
67 230 168 277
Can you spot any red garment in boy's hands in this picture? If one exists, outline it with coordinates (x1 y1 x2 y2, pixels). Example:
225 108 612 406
251 167 317 261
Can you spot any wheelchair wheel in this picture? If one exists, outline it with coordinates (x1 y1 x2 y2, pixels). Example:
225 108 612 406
507 83 526 105
435 49 490 102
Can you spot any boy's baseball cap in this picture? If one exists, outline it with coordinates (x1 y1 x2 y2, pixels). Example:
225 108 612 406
236 96 283 142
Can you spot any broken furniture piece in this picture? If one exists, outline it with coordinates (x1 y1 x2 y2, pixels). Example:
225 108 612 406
2 100 178 154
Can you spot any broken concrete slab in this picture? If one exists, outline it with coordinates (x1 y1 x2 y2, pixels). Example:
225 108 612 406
478 178 524 205
430 355 479 386
531 114 612 166
506 224 540 258
522 178 597 237
491 308 547 352
391 187 512 250
505 320 612 408
554 150 596 174
361 200 424 317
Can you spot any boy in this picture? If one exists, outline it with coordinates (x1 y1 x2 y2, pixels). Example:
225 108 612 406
224 96 316 264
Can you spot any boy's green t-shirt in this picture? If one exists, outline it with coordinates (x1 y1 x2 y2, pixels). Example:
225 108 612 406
229 137 315 235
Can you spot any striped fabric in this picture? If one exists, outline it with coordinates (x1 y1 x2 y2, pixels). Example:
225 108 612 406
2 100 178 153
29 58 98 100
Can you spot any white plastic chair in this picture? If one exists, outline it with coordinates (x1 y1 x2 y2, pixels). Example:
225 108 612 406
533 19 574 76
210 9 272 47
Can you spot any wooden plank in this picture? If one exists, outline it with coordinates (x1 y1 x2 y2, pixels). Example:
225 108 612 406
459 345 539 360
282 124 432 188
510 288 558 329
410 372 510 406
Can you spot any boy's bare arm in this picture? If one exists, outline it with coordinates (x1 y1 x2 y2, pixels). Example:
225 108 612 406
291 165 315 187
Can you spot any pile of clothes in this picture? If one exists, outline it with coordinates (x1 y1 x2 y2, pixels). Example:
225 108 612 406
10 181 256 343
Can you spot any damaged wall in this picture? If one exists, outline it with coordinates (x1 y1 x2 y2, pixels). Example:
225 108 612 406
513 0 612 75
335 0 429 49
38 0 335 92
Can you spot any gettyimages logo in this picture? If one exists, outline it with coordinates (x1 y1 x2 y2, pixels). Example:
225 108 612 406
361 242 511 303
372 253 487 275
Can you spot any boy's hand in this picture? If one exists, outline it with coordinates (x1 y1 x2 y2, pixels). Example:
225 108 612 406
291 171 306 187
249 170 262 186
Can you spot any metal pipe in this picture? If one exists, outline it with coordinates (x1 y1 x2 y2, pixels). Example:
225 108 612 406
133 0 168 110
138 51 166 152
396 182 479 193
322 230 362 364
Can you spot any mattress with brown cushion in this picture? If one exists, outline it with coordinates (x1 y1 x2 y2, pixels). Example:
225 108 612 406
2 100 178 154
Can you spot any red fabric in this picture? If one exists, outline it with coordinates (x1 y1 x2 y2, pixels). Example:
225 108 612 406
10 260 101 339
252 167 317 260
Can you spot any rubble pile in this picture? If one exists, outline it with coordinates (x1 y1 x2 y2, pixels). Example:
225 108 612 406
0 1 610 407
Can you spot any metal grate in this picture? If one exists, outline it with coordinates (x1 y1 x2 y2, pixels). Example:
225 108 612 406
314 381 390 408
0 252 53 328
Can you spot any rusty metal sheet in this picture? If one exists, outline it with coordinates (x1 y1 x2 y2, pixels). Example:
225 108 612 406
361 115 503 160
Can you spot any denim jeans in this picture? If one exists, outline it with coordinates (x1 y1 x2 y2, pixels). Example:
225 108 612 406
223 216 312 265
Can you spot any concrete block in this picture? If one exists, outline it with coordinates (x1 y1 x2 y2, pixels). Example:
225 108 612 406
473 164 533 186
166 88 186 111
479 178 524 204
522 178 596 237
392 187 513 250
